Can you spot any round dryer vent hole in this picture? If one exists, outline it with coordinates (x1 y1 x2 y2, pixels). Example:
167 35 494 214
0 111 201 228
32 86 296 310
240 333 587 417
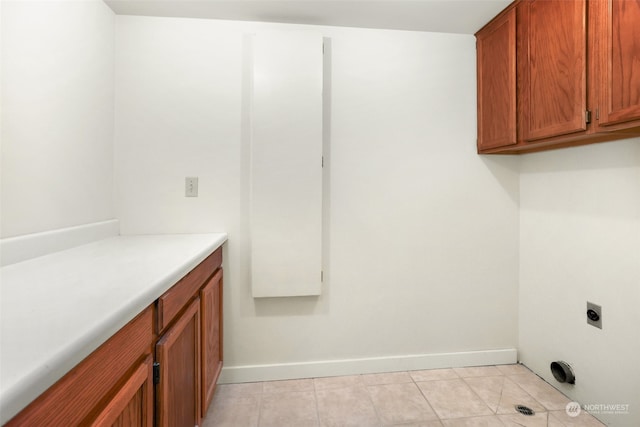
515 405 535 416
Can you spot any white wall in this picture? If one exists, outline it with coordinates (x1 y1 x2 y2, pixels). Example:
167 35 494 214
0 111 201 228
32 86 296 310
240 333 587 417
1 0 115 238
115 16 520 378
519 139 640 427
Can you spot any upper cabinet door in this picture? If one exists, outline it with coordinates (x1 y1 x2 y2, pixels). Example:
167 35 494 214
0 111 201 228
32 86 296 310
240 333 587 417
598 0 640 127
476 7 517 151
524 0 588 141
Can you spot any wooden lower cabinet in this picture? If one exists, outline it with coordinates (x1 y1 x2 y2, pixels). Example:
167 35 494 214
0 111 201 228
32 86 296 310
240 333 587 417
200 268 223 417
155 298 201 427
5 248 224 427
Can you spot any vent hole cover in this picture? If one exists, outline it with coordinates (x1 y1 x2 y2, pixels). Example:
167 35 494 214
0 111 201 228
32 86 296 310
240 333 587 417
515 405 535 416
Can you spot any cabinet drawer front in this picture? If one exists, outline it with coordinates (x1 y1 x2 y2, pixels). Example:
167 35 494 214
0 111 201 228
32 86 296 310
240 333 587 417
6 307 154 427
157 247 222 332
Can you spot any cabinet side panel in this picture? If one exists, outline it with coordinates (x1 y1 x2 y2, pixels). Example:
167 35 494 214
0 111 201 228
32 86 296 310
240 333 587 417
201 269 223 417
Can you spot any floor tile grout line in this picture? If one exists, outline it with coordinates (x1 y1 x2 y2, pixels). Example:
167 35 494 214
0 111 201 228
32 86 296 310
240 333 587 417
255 392 263 427
315 374 385 427
463 371 558 419
456 375 495 417
506 373 570 413
505 365 580 407
412 372 445 422
459 373 506 415
255 383 264 427
413 368 507 420
400 377 440 424
410 367 462 382
312 378 321 427
362 379 392 426
502 375 550 415
496 375 507 415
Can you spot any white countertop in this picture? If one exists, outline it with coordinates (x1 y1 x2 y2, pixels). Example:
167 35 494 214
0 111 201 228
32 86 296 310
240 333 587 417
0 233 227 424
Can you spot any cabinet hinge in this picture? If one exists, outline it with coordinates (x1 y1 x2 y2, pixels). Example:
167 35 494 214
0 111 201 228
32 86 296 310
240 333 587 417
322 156 324 168
585 110 592 124
321 271 324 282
153 362 160 385
595 108 600 121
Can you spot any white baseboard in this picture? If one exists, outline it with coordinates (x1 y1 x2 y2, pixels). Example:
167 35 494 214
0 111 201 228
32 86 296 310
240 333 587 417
0 220 120 266
219 348 517 384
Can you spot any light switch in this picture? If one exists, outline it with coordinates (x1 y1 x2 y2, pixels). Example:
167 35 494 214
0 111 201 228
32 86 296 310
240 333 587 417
185 177 198 197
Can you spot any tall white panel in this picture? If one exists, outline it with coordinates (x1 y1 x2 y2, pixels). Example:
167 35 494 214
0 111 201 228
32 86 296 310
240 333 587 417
251 31 323 297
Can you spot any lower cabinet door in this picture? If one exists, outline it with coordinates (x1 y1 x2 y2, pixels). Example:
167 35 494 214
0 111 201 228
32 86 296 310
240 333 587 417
156 298 201 427
90 355 154 427
201 268 224 417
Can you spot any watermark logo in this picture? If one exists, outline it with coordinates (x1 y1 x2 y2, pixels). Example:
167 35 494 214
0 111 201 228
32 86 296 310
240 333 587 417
566 401 630 417
566 401 581 417
583 403 630 415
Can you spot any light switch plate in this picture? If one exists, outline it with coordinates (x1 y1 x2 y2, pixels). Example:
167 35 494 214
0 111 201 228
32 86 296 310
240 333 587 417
185 177 198 197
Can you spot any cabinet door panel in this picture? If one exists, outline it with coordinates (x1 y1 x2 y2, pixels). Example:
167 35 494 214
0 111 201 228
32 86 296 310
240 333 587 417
599 0 640 126
90 356 154 427
201 268 223 417
156 299 201 427
526 0 587 140
476 7 517 151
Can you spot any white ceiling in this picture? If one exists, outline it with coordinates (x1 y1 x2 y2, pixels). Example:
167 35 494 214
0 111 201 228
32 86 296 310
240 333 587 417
104 0 512 34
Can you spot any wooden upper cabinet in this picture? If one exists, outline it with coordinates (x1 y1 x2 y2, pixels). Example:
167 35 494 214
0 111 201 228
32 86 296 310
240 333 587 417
476 7 517 151
477 0 640 153
523 0 588 141
598 0 640 128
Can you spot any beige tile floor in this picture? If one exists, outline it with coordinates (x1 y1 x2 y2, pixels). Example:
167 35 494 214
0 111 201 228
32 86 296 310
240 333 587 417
202 364 605 427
